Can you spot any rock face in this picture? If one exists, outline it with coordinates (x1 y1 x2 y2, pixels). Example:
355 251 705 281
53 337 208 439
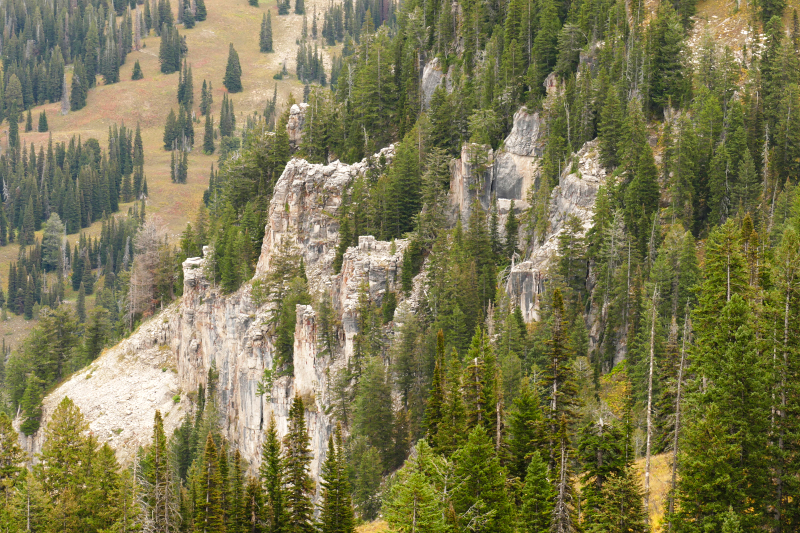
287 103 309 152
21 305 186 464
420 57 451 109
506 139 606 322
31 105 603 487
32 148 409 487
450 109 544 222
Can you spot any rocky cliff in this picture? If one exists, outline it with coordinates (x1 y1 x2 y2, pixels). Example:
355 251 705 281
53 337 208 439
30 107 605 484
450 108 544 222
29 146 407 484
506 139 606 322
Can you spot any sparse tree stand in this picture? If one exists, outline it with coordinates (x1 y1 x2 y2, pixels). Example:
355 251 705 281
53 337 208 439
132 60 144 80
223 43 243 93
260 12 274 52
38 111 48 132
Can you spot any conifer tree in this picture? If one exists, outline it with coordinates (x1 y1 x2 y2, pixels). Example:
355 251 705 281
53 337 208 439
284 396 314 533
295 0 303 15
451 425 514 533
77 282 86 323
424 330 446 446
143 410 179 530
520 451 554 533
675 220 769 530
224 44 243 93
195 434 225 532
318 424 355 533
25 109 32 132
164 109 178 149
261 12 274 52
506 377 544 480
8 105 20 150
132 60 144 80
204 114 215 154
543 289 579 464
260 414 286 532
38 110 48 132
196 0 207 20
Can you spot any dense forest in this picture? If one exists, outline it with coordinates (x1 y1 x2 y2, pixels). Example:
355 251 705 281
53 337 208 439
1 0 800 530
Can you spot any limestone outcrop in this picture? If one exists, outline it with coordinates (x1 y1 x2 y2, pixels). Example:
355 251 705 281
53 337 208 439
30 104 604 487
420 57 451 109
450 108 544 221
31 147 409 486
506 139 606 322
287 103 309 152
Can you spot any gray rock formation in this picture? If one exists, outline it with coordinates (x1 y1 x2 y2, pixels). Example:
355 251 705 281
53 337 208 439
420 58 451 109
450 109 544 222
31 148 412 488
287 103 309 152
506 139 606 322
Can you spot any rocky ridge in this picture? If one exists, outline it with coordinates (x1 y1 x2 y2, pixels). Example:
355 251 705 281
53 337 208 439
29 108 606 486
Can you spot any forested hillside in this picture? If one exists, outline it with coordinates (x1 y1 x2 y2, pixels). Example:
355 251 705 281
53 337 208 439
0 0 799 530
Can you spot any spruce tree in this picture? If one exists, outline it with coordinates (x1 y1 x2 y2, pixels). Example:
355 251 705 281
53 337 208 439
318 424 355 533
145 410 179 530
506 377 544 480
164 109 178 149
295 0 304 15
260 414 286 532
520 451 554 533
261 12 274 52
204 114 215 154
38 111 48 132
77 282 86 323
195 434 225 532
424 330 446 446
451 425 514 533
284 396 314 533
25 109 32 132
132 60 144 80
8 105 20 150
224 44 243 93
196 0 207 20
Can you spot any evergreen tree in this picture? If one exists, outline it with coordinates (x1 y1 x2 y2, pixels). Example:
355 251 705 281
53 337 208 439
284 396 314 533
195 434 225 532
144 410 179 531
451 425 514 533
318 424 355 533
132 60 144 80
164 108 178 149
224 44 243 93
38 110 48 132
520 451 554 533
77 282 86 323
261 12 274 53
295 0 304 15
204 114 215 154
25 109 32 132
260 415 286 532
